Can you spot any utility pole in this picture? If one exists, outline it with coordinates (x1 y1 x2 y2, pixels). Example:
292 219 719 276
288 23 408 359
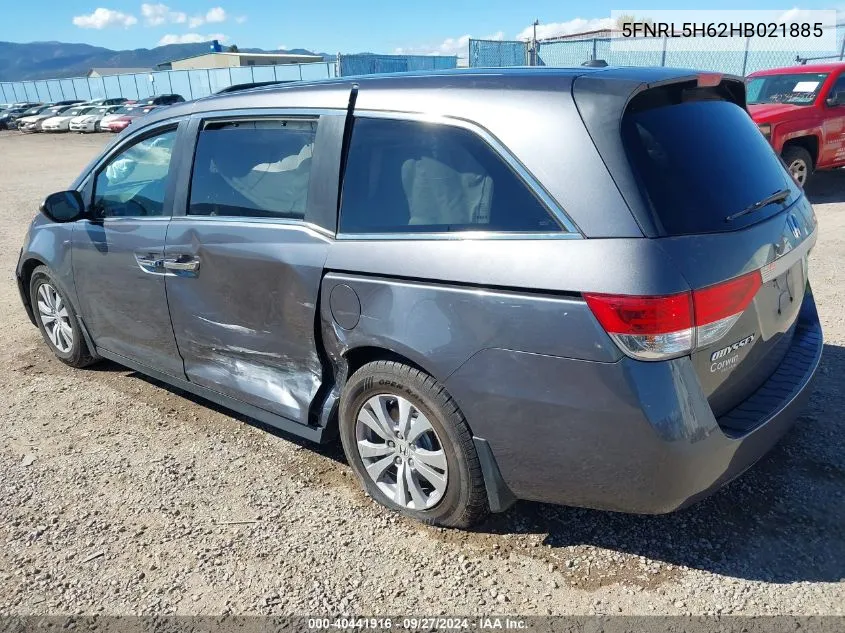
531 19 539 65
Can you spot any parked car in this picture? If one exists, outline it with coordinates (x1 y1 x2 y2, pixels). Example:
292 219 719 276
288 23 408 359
0 106 29 129
105 115 132 133
69 105 124 133
747 62 845 187
16 105 75 132
82 97 129 107
141 94 185 106
17 69 822 528
98 103 139 131
6 104 50 129
105 106 157 132
41 105 100 132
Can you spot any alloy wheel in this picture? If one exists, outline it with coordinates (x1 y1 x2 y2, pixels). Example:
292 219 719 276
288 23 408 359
355 394 448 510
788 158 808 186
36 283 74 353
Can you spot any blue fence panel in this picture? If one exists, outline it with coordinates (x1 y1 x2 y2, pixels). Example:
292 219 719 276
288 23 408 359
249 66 274 82
469 39 528 67
168 71 193 100
300 62 334 80
22 82 37 102
100 76 119 99
45 80 63 100
138 75 155 99
58 79 76 99
33 81 51 102
86 77 104 99
72 78 91 100
118 74 139 99
605 38 664 67
188 68 212 98
229 66 253 85
538 40 594 66
275 64 302 81
207 68 230 93
150 71 173 95
339 54 457 76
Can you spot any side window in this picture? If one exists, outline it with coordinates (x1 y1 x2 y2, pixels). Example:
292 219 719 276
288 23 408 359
339 118 561 234
92 128 177 219
830 74 845 102
189 119 317 220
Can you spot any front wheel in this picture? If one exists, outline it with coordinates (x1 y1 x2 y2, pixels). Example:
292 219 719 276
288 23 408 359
782 146 813 188
339 360 489 528
29 266 96 368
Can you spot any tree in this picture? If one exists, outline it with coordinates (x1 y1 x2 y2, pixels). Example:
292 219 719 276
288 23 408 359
227 44 239 53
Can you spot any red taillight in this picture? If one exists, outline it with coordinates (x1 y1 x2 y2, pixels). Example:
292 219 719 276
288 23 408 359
583 292 692 335
585 270 762 361
693 270 761 325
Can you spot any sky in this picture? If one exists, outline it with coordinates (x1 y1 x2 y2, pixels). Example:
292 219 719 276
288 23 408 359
1 0 843 56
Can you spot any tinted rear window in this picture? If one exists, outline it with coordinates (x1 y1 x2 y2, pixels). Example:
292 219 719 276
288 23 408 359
622 100 800 235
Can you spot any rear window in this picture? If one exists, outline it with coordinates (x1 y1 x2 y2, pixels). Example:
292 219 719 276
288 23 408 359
622 100 800 235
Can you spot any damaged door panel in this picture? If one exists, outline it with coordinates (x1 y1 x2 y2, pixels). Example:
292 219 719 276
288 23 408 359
163 110 343 427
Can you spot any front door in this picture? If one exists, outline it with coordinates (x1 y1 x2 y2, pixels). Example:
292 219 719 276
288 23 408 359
164 115 333 424
72 124 185 376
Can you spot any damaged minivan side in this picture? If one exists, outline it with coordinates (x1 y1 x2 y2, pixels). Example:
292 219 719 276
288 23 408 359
18 68 822 528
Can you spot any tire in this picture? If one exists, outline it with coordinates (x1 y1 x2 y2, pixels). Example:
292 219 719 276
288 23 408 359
339 360 489 528
782 145 813 188
29 266 96 368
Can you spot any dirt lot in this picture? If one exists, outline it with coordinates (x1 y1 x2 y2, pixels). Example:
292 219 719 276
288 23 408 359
0 130 843 616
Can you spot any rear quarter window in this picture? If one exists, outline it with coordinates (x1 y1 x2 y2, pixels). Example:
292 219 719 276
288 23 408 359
622 99 800 235
339 118 561 234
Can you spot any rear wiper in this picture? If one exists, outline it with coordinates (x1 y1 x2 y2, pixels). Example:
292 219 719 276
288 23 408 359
725 189 790 222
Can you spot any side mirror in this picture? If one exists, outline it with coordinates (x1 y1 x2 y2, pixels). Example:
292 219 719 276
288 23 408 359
40 190 85 223
826 91 844 107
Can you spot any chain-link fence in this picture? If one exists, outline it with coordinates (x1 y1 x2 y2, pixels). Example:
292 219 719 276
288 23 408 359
468 39 529 67
471 22 845 75
0 53 458 104
0 62 337 104
337 53 457 76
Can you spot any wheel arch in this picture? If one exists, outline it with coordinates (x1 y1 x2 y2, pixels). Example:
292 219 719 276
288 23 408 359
782 134 820 168
21 258 100 360
18 256 48 324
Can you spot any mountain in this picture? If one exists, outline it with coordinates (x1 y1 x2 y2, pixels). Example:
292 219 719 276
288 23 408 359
0 41 329 81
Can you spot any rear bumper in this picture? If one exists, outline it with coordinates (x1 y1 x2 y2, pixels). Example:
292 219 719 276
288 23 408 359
445 293 823 514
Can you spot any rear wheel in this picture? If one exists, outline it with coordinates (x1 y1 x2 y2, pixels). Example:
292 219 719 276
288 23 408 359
339 360 489 528
29 266 96 368
782 146 813 188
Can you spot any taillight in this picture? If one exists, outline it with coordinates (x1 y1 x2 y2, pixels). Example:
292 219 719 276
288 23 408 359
585 270 762 361
693 271 761 347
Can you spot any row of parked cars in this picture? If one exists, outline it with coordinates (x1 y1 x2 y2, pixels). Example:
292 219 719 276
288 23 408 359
0 95 185 134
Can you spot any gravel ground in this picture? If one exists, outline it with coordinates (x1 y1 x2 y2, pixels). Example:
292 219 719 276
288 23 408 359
0 130 843 616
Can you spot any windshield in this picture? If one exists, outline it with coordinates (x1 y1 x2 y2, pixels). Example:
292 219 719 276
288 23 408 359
746 72 829 106
22 106 44 115
66 107 91 116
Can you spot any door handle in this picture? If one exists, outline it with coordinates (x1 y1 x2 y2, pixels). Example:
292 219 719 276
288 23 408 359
163 257 200 273
135 252 165 274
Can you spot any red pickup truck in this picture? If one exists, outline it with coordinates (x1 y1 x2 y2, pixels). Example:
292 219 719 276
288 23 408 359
747 62 845 187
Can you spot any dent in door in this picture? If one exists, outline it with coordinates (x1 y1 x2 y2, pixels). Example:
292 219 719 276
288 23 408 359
165 221 329 423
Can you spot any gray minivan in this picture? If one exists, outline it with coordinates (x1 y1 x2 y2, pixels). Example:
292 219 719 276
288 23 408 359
17 68 822 527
